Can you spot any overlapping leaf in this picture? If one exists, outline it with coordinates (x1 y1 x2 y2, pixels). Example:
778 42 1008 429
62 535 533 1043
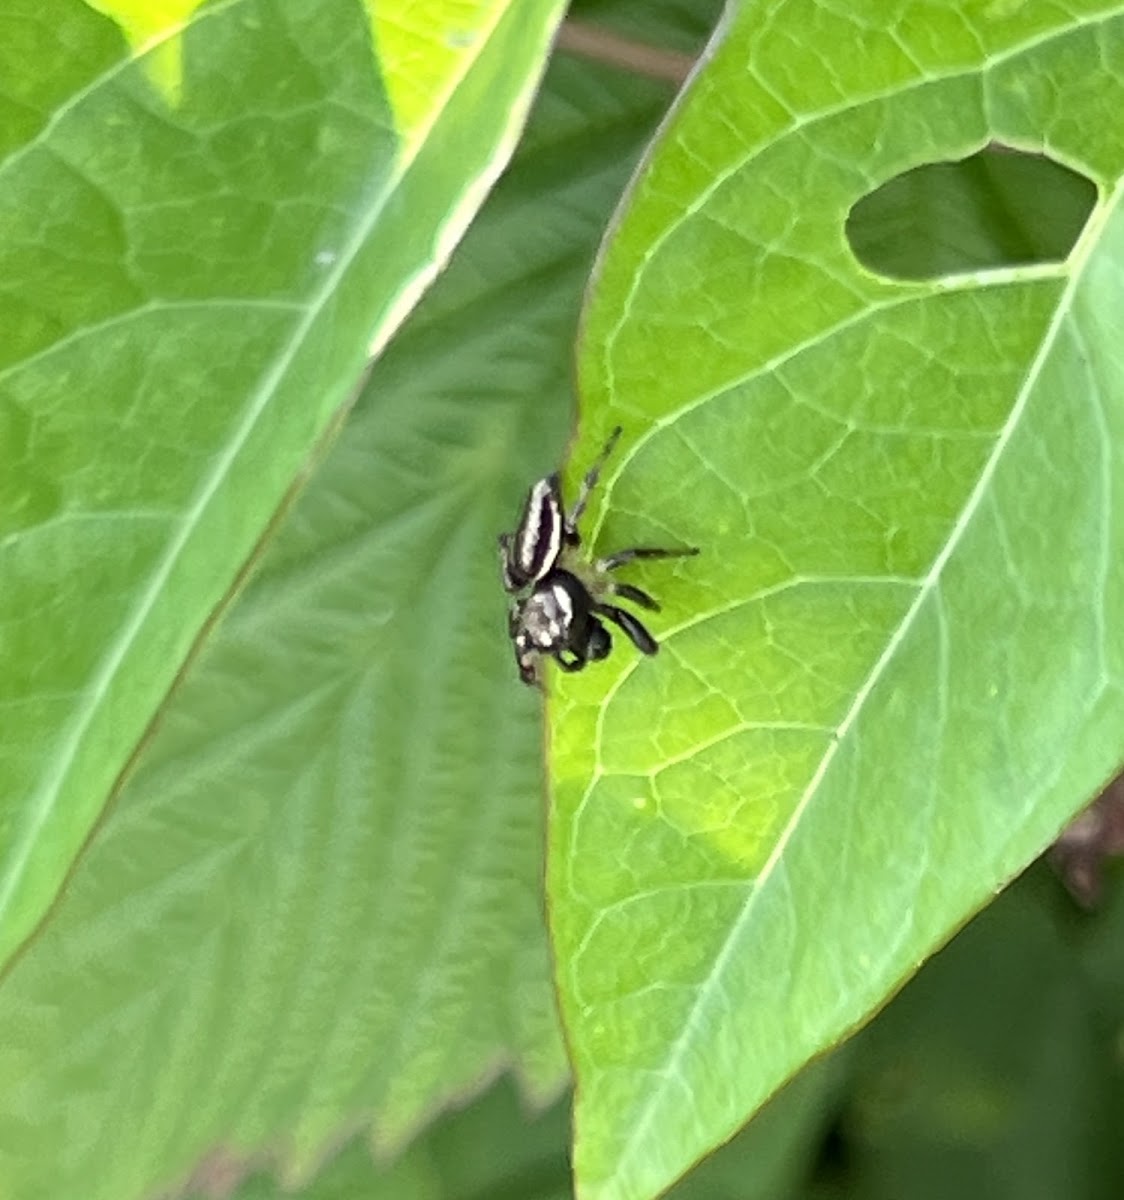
0 20 688 1200
549 4 1124 1198
0 0 564 970
200 862 1124 1200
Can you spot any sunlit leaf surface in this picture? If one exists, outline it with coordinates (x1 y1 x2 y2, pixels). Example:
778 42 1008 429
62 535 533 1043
0 0 563 969
549 4 1124 1197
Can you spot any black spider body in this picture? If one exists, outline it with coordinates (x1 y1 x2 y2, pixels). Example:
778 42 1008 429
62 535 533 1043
499 427 697 686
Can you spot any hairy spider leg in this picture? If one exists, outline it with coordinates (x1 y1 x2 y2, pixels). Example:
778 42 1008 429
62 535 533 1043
554 625 609 673
595 545 699 572
594 603 658 656
554 597 612 673
585 618 611 661
609 581 660 611
564 425 623 545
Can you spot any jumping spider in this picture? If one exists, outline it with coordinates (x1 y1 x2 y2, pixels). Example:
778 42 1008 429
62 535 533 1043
499 426 698 686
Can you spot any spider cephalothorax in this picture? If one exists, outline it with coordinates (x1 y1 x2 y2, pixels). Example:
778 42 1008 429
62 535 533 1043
499 427 697 686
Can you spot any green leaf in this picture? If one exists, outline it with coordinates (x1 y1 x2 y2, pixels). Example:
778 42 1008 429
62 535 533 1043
666 1054 847 1200
200 868 1124 1200
0 0 565 970
208 1081 574 1200
548 5 1124 1198
0 25 682 1200
204 1055 845 1200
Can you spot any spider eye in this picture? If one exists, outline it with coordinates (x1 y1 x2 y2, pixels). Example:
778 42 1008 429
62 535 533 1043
503 474 563 589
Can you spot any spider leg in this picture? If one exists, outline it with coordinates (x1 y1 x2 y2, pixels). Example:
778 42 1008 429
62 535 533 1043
585 617 612 660
596 545 699 572
609 581 660 612
564 425 622 544
595 603 659 656
514 641 542 687
554 613 612 672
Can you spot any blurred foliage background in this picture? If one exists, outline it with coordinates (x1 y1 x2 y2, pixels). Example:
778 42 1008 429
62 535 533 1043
2 1 1120 1198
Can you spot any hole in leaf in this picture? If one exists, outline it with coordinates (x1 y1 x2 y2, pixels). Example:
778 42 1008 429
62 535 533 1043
846 146 1096 281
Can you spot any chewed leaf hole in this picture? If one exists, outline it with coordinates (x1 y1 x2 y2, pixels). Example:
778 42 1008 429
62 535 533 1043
846 146 1097 281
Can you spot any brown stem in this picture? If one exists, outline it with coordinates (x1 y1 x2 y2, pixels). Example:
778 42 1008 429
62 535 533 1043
556 19 695 86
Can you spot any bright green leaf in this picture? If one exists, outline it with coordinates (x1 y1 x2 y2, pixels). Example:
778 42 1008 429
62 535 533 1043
549 5 1124 1198
0 0 564 970
0 28 681 1200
